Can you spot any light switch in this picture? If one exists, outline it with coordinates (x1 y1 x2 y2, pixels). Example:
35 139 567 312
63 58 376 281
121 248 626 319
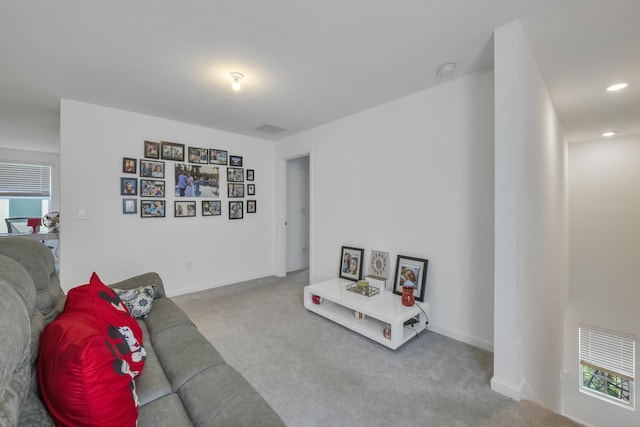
78 208 87 219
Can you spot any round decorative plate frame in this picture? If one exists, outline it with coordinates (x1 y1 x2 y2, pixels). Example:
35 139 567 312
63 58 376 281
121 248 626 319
369 250 389 278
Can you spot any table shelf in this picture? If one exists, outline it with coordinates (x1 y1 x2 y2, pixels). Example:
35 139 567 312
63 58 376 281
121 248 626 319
304 278 429 350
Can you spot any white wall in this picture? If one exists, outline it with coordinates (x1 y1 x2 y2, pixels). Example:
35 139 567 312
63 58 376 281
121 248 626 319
59 100 276 295
492 21 568 410
277 70 496 351
562 135 640 426
286 155 310 272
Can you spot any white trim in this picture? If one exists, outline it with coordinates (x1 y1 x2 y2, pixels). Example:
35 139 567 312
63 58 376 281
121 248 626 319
428 323 493 352
490 376 523 401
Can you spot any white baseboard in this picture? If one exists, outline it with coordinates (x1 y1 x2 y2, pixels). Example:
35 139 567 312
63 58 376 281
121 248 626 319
428 323 494 352
490 376 523 401
165 271 276 297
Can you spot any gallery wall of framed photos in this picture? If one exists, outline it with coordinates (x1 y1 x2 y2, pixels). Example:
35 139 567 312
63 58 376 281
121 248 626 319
120 140 258 220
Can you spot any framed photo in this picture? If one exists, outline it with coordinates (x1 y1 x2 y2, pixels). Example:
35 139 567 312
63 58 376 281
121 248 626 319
140 200 165 218
227 183 244 198
246 169 254 181
160 141 185 161
123 157 137 174
227 167 244 182
174 201 196 217
144 141 160 159
230 155 243 167
392 255 428 302
202 200 221 216
247 184 255 195
174 164 220 198
229 201 243 220
122 198 137 214
188 147 209 164
139 160 165 178
209 149 228 165
120 178 138 195
140 179 165 197
247 200 256 213
339 246 364 281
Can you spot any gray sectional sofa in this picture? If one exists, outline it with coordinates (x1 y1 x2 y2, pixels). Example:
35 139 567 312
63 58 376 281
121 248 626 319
0 237 285 427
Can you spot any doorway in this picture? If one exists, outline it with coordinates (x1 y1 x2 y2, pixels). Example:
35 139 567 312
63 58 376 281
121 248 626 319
285 155 310 273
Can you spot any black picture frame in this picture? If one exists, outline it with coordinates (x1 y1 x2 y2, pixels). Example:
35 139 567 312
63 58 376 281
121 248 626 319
202 200 221 216
247 200 256 213
123 157 137 174
229 201 243 220
140 179 165 198
246 169 254 181
247 184 255 195
139 160 165 178
392 255 428 302
188 147 209 164
120 177 138 196
140 200 165 218
227 183 244 198
174 201 196 217
230 155 243 167
144 141 160 159
339 246 364 281
209 149 228 165
122 198 137 214
227 167 244 182
160 141 185 161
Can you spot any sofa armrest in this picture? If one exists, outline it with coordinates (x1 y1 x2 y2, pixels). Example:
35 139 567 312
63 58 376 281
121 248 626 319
109 272 166 299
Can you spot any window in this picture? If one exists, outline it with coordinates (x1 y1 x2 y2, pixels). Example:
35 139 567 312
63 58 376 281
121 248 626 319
579 324 635 409
0 162 51 233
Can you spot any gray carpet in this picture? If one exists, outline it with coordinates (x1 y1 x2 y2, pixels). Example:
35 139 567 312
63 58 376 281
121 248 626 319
173 270 581 427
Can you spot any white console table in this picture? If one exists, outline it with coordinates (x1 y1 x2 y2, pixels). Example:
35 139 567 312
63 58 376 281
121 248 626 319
304 278 429 350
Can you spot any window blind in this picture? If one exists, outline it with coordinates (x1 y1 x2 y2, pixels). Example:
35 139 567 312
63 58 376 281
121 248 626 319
579 325 635 381
0 162 51 197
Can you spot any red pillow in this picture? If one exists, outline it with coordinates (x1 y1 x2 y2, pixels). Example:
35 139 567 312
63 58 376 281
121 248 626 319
38 272 146 427
64 272 146 374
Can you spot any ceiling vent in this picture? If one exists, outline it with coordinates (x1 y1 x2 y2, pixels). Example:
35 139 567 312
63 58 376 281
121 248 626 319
255 124 287 134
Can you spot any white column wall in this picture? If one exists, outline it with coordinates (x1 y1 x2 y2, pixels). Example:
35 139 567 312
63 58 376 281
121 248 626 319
493 21 568 410
60 100 276 295
277 70 496 350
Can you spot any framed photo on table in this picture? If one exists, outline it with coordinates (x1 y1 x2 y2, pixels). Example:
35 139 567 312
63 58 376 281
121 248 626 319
339 246 364 281
392 255 428 302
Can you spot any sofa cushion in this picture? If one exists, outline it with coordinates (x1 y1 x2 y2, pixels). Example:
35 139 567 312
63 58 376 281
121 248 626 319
113 285 154 319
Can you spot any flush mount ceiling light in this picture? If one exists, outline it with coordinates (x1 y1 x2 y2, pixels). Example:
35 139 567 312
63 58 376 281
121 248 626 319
606 82 628 92
229 72 244 91
602 131 617 137
436 62 456 78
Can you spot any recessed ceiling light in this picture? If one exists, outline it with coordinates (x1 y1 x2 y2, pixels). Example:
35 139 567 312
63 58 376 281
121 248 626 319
601 131 616 137
606 83 628 92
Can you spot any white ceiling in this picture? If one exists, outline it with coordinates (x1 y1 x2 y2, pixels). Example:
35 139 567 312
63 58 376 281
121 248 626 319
0 0 638 153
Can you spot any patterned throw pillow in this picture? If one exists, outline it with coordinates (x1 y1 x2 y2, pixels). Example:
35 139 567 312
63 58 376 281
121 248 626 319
113 286 155 319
